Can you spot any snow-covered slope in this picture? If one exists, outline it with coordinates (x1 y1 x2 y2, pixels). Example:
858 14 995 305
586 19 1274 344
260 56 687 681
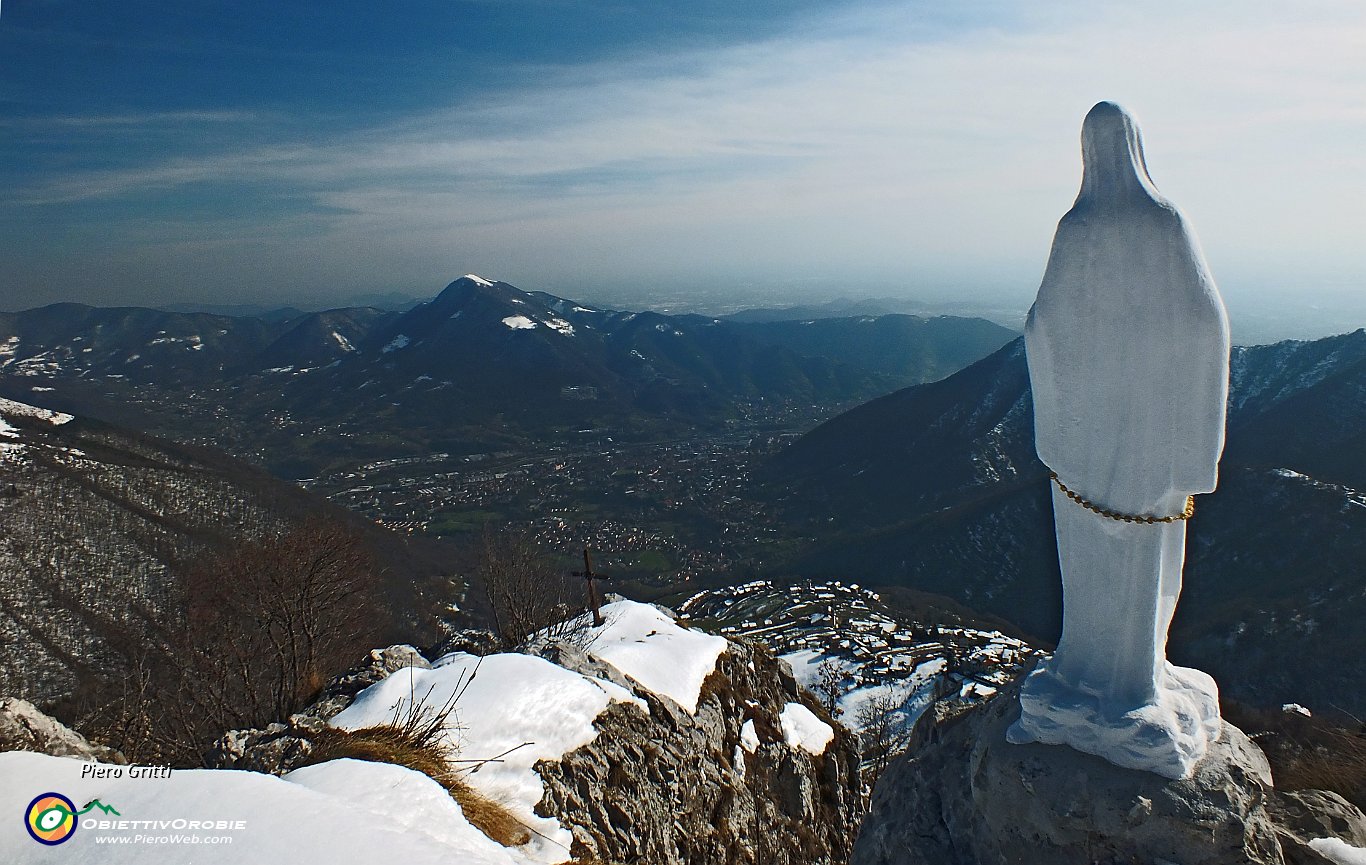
1 599 863 865
331 650 645 861
679 580 1038 741
330 600 727 859
0 751 521 865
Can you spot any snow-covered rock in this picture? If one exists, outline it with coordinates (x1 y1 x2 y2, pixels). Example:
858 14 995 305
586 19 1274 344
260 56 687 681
0 697 124 764
779 701 834 755
192 600 863 865
585 599 728 714
536 635 861 865
330 650 644 861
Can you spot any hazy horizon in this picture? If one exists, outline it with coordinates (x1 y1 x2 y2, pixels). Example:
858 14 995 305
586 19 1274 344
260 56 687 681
3 1 1364 341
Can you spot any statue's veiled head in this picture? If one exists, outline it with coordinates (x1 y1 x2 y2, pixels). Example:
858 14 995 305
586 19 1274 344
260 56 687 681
1078 101 1158 203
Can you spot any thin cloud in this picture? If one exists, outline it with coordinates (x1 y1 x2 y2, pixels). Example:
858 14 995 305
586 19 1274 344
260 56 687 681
6 0 1366 310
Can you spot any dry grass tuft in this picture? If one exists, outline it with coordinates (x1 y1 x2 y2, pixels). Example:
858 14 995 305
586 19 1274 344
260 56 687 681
1225 701 1366 811
300 678 532 847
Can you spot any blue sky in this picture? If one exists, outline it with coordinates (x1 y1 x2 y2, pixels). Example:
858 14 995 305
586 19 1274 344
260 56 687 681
2 0 1365 335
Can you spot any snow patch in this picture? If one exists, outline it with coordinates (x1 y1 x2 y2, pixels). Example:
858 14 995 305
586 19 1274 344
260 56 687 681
1311 838 1366 865
463 274 494 286
0 397 74 425
284 760 520 864
502 316 538 330
382 334 411 353
586 600 728 714
0 751 517 865
779 702 833 755
331 331 356 352
739 719 760 753
332 652 643 861
544 318 575 337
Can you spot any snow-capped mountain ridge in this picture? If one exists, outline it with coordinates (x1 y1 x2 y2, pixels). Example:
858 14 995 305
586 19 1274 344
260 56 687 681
2 276 1014 474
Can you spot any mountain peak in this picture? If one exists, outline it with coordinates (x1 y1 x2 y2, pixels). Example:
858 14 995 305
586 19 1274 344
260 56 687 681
431 274 512 306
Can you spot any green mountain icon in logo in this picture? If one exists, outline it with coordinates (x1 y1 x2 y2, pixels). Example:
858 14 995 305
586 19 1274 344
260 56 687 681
78 799 120 817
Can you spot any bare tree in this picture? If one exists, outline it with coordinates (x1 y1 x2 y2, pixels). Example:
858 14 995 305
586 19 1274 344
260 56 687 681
856 690 911 785
476 527 589 651
812 659 846 718
83 516 387 764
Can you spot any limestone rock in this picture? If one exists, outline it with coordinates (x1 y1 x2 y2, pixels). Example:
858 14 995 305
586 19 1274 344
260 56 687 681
205 636 864 865
0 696 125 764
307 645 432 720
205 720 315 774
855 684 1290 865
206 645 430 771
536 640 863 865
1267 790 1366 865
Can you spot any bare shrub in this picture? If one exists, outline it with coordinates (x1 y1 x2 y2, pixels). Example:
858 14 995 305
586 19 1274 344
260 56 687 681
1224 701 1366 811
82 517 388 765
477 527 593 651
856 689 914 785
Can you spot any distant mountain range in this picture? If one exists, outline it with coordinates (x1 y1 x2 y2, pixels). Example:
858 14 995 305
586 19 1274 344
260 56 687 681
0 276 1015 477
761 329 1366 717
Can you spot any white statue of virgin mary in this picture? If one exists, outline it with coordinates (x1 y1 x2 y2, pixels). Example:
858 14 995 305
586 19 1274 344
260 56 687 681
1006 102 1230 779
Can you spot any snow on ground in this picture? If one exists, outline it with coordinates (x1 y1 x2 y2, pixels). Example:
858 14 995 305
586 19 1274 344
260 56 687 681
0 397 74 425
740 719 760 753
463 274 495 286
501 316 538 330
0 417 23 460
284 759 519 864
0 751 517 865
835 658 946 728
382 334 411 353
331 651 643 862
779 702 833 755
585 600 728 714
1312 838 1366 865
0 602 734 864
682 580 1038 741
543 318 575 336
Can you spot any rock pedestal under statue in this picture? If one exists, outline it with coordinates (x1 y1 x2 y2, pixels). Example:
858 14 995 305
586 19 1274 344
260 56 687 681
1005 100 1231 780
850 682 1366 865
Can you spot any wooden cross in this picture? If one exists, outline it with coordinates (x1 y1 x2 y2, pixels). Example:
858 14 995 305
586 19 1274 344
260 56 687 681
572 547 608 627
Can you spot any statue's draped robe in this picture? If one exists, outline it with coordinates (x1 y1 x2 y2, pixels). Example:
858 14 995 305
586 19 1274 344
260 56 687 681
1011 102 1230 778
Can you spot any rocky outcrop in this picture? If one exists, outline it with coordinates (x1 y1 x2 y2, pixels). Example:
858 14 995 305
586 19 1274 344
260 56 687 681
854 683 1366 865
0 696 125 764
1268 791 1366 865
535 640 863 865
306 645 432 720
207 636 864 865
206 645 430 772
